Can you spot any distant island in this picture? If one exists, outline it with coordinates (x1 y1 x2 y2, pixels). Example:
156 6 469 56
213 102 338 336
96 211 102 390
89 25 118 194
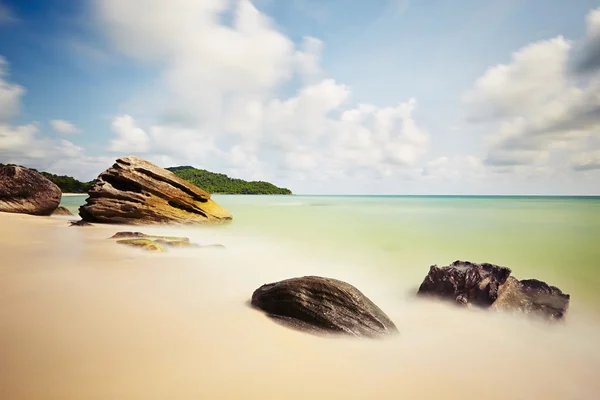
1 163 292 195
167 166 292 195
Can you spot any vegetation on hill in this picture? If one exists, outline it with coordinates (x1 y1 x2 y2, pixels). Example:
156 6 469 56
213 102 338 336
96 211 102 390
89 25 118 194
1 162 291 195
38 171 94 193
167 166 292 195
1 163 94 193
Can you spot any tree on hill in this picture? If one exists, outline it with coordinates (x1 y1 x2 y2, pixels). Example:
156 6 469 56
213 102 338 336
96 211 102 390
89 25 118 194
167 166 292 195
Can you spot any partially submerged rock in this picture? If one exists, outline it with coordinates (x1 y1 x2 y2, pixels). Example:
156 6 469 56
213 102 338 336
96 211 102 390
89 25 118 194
109 231 190 242
493 277 570 320
70 220 93 227
154 239 199 248
417 260 570 320
116 239 166 252
417 260 511 307
251 276 398 338
52 206 74 216
79 156 232 225
0 165 61 216
109 231 209 249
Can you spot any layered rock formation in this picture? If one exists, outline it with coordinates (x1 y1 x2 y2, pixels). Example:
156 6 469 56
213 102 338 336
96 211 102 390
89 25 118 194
251 276 398 338
417 260 570 320
0 165 62 216
79 156 232 224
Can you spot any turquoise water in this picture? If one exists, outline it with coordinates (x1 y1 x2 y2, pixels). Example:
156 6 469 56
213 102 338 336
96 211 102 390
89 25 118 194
62 195 600 312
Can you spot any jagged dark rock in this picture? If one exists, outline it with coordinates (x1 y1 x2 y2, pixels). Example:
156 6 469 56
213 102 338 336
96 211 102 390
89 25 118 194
493 277 570 320
417 260 512 307
0 165 61 216
251 276 398 338
79 156 232 225
417 260 570 320
52 206 74 216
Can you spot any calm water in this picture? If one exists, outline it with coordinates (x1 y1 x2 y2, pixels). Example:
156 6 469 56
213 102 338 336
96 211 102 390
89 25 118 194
62 194 600 313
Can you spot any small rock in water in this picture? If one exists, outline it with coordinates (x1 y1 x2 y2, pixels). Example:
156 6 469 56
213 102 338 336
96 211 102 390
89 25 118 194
154 239 199 248
110 231 190 242
251 276 398 338
52 206 74 216
417 260 570 320
116 239 167 252
70 220 93 227
110 231 148 239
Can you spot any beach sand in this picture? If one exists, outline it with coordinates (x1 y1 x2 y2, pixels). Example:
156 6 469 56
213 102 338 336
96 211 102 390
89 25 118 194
1 211 599 399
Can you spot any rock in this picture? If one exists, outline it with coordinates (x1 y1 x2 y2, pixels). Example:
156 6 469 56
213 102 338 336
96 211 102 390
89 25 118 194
111 231 148 239
154 239 199 248
417 260 512 307
52 206 74 216
110 231 190 242
493 277 570 320
417 260 570 320
0 165 62 216
116 239 167 252
70 220 93 227
251 276 398 338
79 156 232 225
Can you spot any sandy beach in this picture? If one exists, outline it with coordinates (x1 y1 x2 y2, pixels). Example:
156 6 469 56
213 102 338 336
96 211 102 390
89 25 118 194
1 210 599 399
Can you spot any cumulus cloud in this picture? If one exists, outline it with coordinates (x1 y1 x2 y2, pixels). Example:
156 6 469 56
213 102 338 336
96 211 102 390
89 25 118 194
50 119 82 135
571 150 600 171
571 8 600 74
0 57 24 122
96 0 431 181
464 7 600 174
109 115 149 153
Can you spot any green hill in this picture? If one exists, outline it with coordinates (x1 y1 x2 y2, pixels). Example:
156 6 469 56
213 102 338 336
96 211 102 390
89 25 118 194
167 166 292 195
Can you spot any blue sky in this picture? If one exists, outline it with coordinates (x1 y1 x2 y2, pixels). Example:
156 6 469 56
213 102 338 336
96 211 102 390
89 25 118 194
1 0 599 194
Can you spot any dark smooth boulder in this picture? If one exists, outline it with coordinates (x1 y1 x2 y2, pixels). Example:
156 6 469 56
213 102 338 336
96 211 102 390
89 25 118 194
0 165 61 216
52 206 74 216
417 260 570 320
251 276 398 338
79 156 232 225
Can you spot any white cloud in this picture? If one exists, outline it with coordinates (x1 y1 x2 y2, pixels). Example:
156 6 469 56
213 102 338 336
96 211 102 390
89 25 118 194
109 115 150 153
464 8 600 174
294 36 323 83
0 56 25 122
571 150 600 171
571 7 600 74
97 0 431 181
50 119 82 135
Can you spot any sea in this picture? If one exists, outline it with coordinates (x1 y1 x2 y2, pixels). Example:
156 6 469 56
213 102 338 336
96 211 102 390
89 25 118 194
62 194 600 312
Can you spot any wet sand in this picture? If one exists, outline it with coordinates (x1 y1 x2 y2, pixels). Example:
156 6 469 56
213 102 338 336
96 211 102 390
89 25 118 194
1 212 599 399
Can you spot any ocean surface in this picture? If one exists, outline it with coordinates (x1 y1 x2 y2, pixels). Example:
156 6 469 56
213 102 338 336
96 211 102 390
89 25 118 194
62 194 600 313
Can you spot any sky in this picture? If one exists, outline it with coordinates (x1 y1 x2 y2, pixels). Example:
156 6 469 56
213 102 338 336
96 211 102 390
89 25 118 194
1 0 599 195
